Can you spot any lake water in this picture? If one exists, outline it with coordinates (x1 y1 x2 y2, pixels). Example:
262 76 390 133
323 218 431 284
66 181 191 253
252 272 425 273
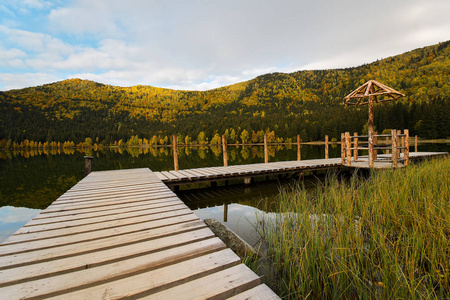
1 142 448 245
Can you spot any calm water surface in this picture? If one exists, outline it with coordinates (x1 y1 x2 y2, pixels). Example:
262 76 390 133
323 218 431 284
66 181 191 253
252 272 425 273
1 143 448 244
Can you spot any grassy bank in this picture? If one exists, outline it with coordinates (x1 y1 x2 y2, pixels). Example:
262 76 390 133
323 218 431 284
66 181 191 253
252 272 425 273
253 156 449 299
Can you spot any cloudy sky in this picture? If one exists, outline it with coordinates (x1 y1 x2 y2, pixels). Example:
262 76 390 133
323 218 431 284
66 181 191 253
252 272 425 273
1 0 449 91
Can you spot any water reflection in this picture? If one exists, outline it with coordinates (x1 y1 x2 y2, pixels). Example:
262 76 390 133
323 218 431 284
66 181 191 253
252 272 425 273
178 180 289 247
0 206 41 243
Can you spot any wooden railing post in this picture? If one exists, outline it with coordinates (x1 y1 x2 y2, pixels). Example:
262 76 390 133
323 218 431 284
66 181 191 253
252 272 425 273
297 135 301 161
386 136 390 154
345 132 351 166
404 129 409 166
415 135 418 152
222 135 228 167
353 132 358 161
172 135 179 171
397 130 402 160
341 133 345 164
264 134 268 164
369 131 374 168
373 131 378 161
84 156 93 177
392 130 398 168
325 135 329 159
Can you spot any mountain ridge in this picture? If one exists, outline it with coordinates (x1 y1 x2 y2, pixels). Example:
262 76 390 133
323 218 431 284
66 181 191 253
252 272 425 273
1 40 449 146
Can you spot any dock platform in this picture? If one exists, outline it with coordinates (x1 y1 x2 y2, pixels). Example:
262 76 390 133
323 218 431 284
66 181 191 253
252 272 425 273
0 168 279 299
0 152 447 299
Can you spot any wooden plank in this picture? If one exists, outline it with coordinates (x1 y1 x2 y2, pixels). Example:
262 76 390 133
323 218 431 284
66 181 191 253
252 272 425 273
167 171 190 181
60 182 165 197
0 220 206 267
153 172 169 181
160 171 180 181
55 186 169 202
0 239 227 299
228 284 280 299
145 264 260 300
34 195 180 220
24 199 183 226
15 204 188 234
6 209 194 245
0 228 216 286
40 191 176 214
182 169 208 178
42 249 240 300
0 214 200 254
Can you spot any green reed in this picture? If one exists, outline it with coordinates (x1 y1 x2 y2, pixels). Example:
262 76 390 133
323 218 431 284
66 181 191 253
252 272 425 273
255 157 450 299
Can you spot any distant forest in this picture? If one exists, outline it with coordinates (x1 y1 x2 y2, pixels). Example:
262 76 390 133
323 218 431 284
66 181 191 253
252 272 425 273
1 40 449 148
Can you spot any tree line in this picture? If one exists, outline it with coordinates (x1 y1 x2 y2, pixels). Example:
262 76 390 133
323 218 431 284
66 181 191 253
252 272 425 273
1 41 449 147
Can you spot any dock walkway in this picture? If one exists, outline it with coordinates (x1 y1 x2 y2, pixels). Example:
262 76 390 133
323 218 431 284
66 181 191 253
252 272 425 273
154 152 447 185
0 168 279 299
1 152 446 299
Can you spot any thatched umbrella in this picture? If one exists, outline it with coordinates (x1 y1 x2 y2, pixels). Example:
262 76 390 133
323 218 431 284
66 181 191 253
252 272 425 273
344 80 405 166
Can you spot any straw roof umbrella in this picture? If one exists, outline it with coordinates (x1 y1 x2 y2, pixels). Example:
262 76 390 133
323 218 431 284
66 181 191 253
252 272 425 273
344 80 405 166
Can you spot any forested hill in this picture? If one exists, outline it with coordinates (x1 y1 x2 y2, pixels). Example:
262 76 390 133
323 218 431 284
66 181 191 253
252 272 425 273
1 40 449 147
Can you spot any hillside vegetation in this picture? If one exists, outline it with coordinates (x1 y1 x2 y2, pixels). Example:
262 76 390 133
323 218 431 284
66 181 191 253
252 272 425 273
1 41 449 147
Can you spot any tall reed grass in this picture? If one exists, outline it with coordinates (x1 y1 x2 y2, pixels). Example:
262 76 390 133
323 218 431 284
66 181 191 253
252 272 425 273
255 157 450 299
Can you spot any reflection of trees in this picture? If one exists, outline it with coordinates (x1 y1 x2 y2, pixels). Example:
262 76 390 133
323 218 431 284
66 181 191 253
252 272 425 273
184 147 192 156
240 147 250 160
229 148 237 162
210 145 221 157
197 147 207 160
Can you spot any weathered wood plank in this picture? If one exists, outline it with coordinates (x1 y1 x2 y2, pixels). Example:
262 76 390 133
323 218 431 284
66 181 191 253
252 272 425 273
33 195 180 220
0 220 206 267
0 228 216 286
145 264 260 300
0 239 227 299
0 214 200 254
15 204 188 234
228 284 281 299
24 199 183 226
44 249 241 300
7 209 194 244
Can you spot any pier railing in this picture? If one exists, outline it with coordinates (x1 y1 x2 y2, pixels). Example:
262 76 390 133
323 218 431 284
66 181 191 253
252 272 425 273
341 129 410 168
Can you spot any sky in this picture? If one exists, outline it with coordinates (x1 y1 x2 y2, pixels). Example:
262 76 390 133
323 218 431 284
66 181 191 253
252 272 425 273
1 0 449 92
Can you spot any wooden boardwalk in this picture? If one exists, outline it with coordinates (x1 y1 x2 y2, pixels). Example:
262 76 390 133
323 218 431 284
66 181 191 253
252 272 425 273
0 152 446 299
154 152 447 185
0 168 279 300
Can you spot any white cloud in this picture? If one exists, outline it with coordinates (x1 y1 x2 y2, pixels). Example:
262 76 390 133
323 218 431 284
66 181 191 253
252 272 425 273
1 0 450 91
0 72 60 90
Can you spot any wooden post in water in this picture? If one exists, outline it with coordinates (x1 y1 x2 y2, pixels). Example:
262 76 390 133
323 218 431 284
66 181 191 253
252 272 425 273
297 135 301 161
353 132 358 161
84 156 93 177
223 203 228 222
341 133 345 164
172 135 179 171
404 129 410 166
392 130 398 167
222 135 228 167
415 135 418 152
345 132 351 166
264 134 269 164
324 135 329 159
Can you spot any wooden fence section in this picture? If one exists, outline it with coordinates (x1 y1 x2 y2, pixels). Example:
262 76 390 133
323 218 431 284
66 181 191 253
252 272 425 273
0 168 279 300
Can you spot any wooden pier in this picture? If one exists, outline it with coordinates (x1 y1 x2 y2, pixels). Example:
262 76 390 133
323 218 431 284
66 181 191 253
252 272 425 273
0 152 447 299
0 168 279 299
154 152 447 187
